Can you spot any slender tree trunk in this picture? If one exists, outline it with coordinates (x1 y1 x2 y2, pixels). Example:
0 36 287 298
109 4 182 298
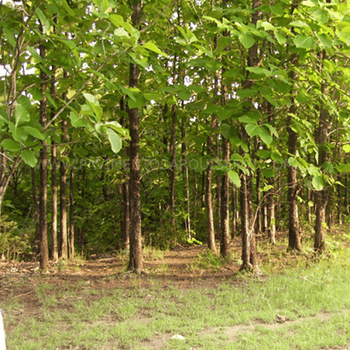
239 0 260 271
206 134 217 253
344 175 349 215
60 118 68 259
69 163 75 259
39 41 49 270
267 173 276 245
287 55 302 250
31 168 40 256
240 173 251 269
232 185 238 238
127 1 143 274
51 142 58 261
337 176 342 225
220 137 230 257
314 50 328 253
256 167 262 234
169 56 177 231
119 97 130 250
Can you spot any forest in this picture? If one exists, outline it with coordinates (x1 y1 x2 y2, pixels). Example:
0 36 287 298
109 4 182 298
1 0 350 274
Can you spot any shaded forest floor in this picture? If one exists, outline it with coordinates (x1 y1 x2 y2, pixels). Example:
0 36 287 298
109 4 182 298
2 228 350 349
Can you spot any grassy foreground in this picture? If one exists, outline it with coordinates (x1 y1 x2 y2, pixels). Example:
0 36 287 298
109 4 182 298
2 233 350 349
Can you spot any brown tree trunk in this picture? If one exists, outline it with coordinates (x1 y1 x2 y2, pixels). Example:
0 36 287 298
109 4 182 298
337 176 342 225
127 1 143 274
344 175 349 215
51 141 58 261
239 0 260 271
256 167 262 234
287 55 302 250
69 163 75 259
220 137 230 257
231 185 238 238
31 168 40 256
240 173 252 269
60 118 68 259
50 65 58 262
267 174 276 245
314 50 328 253
119 97 130 250
39 41 49 270
169 56 177 231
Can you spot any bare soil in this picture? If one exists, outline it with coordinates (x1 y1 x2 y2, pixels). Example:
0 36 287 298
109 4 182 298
1 238 349 349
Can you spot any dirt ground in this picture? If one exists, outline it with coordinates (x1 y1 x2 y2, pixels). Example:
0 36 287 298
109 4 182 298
1 238 349 350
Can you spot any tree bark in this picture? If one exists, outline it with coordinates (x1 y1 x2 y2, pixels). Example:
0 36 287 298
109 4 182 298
287 25 302 251
69 163 75 259
60 116 68 259
39 41 49 270
220 137 230 257
127 1 143 274
169 55 177 231
206 136 217 253
314 50 328 253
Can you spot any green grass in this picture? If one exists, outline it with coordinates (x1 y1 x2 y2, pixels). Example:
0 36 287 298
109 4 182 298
3 233 350 349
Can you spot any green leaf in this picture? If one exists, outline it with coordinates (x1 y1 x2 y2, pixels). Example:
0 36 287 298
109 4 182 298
257 149 271 159
238 33 255 49
109 14 124 27
318 34 333 48
36 8 50 33
69 112 88 128
14 103 30 127
312 175 324 191
343 145 350 153
245 124 259 138
337 163 350 173
312 9 329 24
83 93 103 121
3 27 16 47
259 127 273 145
1 139 20 152
294 35 314 49
270 3 284 16
22 126 45 140
228 170 241 188
246 67 271 76
107 128 122 154
143 42 168 58
21 149 37 168
275 31 287 45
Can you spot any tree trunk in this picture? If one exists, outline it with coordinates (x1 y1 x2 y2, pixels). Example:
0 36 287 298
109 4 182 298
69 163 75 259
344 175 349 215
39 41 49 270
127 1 143 274
169 56 177 231
206 135 217 253
31 168 40 256
314 50 328 253
287 60 302 250
256 167 262 234
267 174 276 245
239 0 260 271
60 119 68 259
240 173 252 270
119 97 130 250
51 142 58 261
231 185 238 238
220 137 230 257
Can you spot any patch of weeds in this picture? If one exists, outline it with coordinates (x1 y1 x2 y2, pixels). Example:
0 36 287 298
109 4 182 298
143 247 164 261
192 248 225 272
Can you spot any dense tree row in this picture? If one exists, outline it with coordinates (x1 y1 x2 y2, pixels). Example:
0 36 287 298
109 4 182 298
1 0 350 273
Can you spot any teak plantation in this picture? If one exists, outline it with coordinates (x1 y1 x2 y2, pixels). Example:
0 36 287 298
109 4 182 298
1 0 350 273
